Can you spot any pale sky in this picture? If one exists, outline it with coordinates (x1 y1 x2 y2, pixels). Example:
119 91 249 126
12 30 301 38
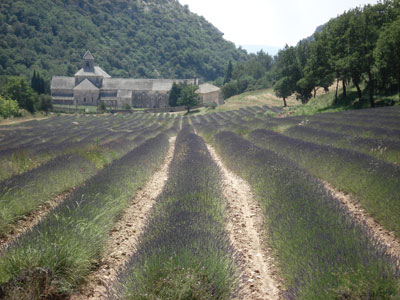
178 0 379 53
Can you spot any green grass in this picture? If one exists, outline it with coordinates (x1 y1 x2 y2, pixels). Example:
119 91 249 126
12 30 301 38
286 85 400 116
0 149 53 182
52 104 99 113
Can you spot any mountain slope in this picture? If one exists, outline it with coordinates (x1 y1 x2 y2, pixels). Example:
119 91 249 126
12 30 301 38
0 0 248 81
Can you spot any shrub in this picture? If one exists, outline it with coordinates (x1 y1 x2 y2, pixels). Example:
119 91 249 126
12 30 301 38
0 95 19 118
204 101 217 109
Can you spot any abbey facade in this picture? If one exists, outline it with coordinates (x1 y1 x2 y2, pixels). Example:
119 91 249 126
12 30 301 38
51 50 223 109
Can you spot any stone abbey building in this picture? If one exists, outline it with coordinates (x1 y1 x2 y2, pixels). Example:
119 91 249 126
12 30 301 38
51 50 223 109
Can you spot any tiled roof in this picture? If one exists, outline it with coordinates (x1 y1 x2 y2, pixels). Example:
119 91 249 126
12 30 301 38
73 79 99 91
198 83 220 94
75 66 111 78
51 76 75 89
102 78 195 91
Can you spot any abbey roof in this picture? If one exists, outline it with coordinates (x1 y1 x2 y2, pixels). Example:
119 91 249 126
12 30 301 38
75 66 111 78
51 76 75 89
198 83 220 94
102 79 195 92
74 79 99 91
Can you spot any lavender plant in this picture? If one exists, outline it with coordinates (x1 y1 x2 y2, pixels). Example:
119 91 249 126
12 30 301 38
0 133 171 299
248 129 400 236
285 125 400 165
114 126 237 300
212 130 399 299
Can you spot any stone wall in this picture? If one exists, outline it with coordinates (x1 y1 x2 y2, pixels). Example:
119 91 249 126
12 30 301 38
74 89 99 106
200 90 224 105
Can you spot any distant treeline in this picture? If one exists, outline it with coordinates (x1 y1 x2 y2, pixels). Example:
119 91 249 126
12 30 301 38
222 0 400 107
0 0 247 82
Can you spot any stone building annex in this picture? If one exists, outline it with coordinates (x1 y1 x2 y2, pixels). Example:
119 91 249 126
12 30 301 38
51 50 223 109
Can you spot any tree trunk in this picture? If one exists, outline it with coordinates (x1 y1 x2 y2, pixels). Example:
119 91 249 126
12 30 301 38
355 83 362 100
335 79 339 101
342 80 346 98
367 71 375 108
398 73 400 101
283 97 287 107
313 88 317 98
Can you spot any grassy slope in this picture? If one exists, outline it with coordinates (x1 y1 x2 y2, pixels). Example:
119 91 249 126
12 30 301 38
200 84 400 116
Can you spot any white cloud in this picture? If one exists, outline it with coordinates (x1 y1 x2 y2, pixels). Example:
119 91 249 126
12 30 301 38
178 0 379 47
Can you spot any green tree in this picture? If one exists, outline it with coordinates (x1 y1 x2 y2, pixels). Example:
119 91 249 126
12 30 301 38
30 70 47 94
374 17 400 99
3 77 37 113
274 45 300 101
294 41 314 103
38 94 52 114
321 12 351 101
304 34 334 98
221 81 239 99
349 3 394 107
274 77 292 107
0 95 19 118
168 82 182 107
98 101 106 112
223 60 233 84
177 83 200 113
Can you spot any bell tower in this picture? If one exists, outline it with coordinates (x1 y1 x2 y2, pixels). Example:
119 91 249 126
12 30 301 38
83 50 95 72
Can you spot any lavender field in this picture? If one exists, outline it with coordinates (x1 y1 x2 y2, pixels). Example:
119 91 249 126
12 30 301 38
0 107 399 299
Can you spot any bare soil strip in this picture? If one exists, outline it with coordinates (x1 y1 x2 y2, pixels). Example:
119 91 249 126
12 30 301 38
0 189 73 252
206 143 282 300
324 182 400 264
71 136 176 300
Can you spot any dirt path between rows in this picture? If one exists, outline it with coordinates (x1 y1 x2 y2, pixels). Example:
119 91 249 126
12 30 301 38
324 182 400 264
71 136 176 300
0 189 73 252
206 143 282 300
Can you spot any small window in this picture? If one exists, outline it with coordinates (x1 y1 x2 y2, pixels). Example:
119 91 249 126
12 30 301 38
84 97 86 102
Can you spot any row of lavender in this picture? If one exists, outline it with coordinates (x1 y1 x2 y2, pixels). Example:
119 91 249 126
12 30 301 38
0 117 180 299
191 106 400 298
0 114 179 237
199 105 400 165
112 124 237 299
197 106 400 235
0 113 171 181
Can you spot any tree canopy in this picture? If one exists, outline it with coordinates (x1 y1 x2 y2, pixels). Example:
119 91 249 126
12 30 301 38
0 0 247 82
374 17 400 99
271 0 400 107
177 83 200 113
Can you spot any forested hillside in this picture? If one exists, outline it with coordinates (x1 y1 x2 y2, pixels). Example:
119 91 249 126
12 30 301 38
0 0 247 81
